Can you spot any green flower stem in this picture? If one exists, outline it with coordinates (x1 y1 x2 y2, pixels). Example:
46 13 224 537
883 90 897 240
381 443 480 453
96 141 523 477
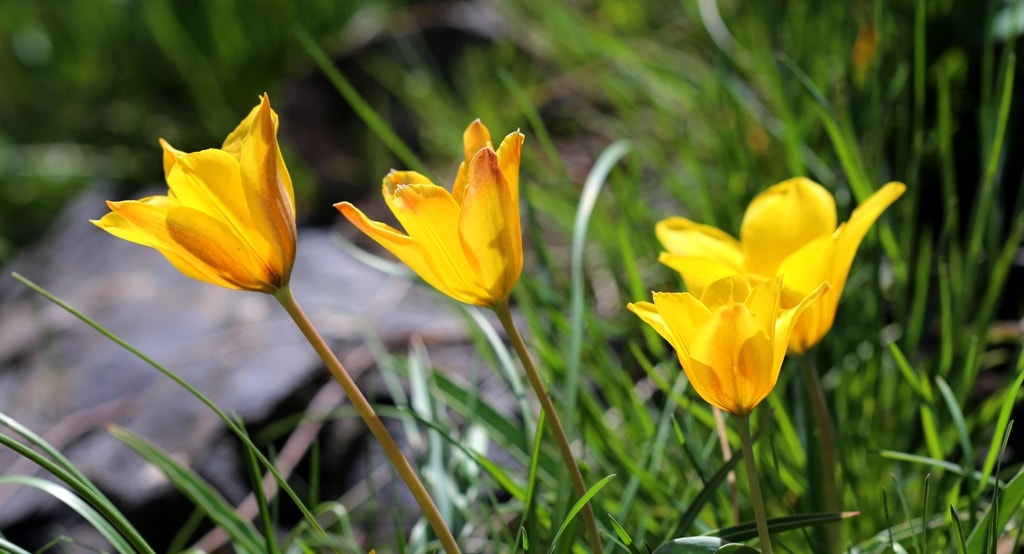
800 356 841 551
737 415 772 554
493 303 604 554
275 287 461 554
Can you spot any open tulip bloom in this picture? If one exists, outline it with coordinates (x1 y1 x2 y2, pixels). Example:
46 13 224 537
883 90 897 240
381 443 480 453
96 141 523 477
92 94 296 293
657 177 905 353
629 275 828 416
335 120 525 309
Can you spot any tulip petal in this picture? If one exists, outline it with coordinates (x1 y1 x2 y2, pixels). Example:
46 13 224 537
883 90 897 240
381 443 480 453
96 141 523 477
496 131 525 200
658 253 744 296
163 206 274 290
740 177 837 276
384 180 483 303
93 198 241 290
687 303 774 415
159 139 187 180
656 217 745 266
335 201 467 299
627 301 673 345
832 182 906 291
458 148 522 305
453 120 493 204
651 291 713 363
238 95 296 284
699 274 754 309
774 281 830 357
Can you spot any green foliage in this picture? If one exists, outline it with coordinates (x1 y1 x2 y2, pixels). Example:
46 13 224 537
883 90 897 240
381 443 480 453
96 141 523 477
3 0 1024 552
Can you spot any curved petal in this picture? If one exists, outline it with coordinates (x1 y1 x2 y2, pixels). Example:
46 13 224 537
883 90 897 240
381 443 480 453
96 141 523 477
699 274 754 309
831 181 906 292
651 291 712 362
165 206 275 291
159 139 187 180
458 148 523 306
238 94 296 286
335 201 477 302
383 182 483 303
656 217 745 268
686 303 774 416
93 197 231 287
743 275 783 342
775 233 836 352
627 301 673 345
453 119 493 204
658 253 746 297
495 131 525 200
740 177 837 276
775 281 830 356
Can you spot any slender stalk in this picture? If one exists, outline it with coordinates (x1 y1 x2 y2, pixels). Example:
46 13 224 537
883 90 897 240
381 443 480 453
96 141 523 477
736 415 772 554
492 303 604 554
712 407 739 525
800 356 841 551
275 287 461 554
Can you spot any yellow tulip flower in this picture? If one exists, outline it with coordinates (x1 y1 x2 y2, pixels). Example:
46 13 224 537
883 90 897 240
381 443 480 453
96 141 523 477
336 120 525 308
92 94 296 293
629 275 828 416
657 177 905 354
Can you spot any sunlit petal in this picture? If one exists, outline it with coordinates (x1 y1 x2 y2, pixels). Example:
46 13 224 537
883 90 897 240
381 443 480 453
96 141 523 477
740 177 837 276
453 119 493 204
658 253 745 297
657 217 745 267
458 148 522 305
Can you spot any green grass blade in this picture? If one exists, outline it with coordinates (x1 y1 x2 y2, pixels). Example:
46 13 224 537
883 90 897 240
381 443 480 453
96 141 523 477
110 425 265 552
979 350 1024 488
0 429 156 554
565 139 632 430
966 466 1024 554
714 511 860 542
0 538 32 554
547 473 616 554
950 505 968 554
0 475 139 554
292 25 426 171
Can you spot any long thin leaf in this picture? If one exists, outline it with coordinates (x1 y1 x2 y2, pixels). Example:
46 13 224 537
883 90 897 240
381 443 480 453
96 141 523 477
110 426 265 552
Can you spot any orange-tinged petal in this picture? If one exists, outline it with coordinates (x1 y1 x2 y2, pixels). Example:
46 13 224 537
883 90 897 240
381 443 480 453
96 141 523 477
384 181 483 303
686 303 774 415
159 139 187 180
453 120 494 204
166 206 276 292
656 216 745 269
334 201 470 301
740 177 837 276
658 253 744 296
238 94 296 286
774 282 830 356
495 131 525 200
458 148 522 306
93 198 241 290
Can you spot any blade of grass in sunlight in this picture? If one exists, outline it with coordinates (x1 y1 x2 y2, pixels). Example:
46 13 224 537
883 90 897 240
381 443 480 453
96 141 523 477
715 511 861 542
935 376 978 520
566 139 632 435
10 272 328 539
889 474 925 554
887 342 942 460
0 430 155 554
0 475 139 554
966 466 1024 554
293 24 426 171
950 505 968 554
978 350 1024 488
109 425 265 552
548 473 616 554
